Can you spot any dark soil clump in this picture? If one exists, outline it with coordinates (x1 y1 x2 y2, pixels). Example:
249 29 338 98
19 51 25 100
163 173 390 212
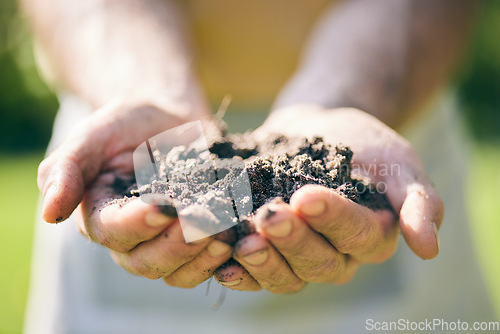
110 127 392 241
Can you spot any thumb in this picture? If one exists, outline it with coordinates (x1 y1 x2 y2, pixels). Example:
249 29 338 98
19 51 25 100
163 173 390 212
399 183 444 259
38 118 108 223
38 157 88 223
37 100 121 223
387 167 444 260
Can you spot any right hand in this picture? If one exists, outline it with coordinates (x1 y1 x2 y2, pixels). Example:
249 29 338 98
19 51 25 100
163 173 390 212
38 98 234 287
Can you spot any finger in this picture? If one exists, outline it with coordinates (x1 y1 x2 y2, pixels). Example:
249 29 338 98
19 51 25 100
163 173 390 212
111 221 212 279
290 184 399 263
233 233 305 294
38 155 87 223
386 160 444 260
254 201 358 284
86 198 176 252
80 174 175 252
213 260 261 291
394 181 443 260
163 240 233 288
37 100 185 223
37 110 113 223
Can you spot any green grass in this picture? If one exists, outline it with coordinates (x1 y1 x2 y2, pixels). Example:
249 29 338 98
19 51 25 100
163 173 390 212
467 144 500 317
0 153 43 334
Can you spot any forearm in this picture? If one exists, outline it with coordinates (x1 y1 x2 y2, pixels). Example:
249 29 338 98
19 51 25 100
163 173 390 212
21 0 208 116
273 0 478 128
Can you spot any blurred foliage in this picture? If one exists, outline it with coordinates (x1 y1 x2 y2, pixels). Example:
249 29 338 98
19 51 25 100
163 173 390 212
457 0 500 142
467 145 500 319
0 0 58 153
0 153 41 334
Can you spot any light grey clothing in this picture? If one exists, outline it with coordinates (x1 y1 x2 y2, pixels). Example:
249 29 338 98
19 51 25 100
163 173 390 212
24 93 496 334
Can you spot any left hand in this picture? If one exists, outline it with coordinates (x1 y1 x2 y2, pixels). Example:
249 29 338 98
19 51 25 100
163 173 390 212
213 105 443 293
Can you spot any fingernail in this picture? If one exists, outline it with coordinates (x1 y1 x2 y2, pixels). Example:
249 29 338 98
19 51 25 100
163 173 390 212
44 184 58 202
221 279 241 286
265 219 292 238
432 222 440 251
242 248 268 265
207 240 232 257
145 212 174 227
42 185 59 222
300 200 326 216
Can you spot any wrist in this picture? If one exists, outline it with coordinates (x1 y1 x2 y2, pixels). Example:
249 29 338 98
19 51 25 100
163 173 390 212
80 80 211 122
272 67 400 128
106 94 212 124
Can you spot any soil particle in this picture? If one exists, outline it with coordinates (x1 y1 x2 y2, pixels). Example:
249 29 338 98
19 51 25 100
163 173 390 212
264 208 276 220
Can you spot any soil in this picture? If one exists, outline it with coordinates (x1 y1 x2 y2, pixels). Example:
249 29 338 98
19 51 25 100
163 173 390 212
110 124 392 243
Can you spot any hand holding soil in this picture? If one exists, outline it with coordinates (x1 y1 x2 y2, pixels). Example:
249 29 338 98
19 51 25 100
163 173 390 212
37 99 240 286
37 102 443 294
259 105 444 257
211 105 443 292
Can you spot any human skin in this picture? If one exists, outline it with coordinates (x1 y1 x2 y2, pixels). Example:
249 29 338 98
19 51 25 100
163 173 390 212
24 0 477 292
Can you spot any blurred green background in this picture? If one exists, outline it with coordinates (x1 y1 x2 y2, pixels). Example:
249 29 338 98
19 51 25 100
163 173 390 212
0 1 499 333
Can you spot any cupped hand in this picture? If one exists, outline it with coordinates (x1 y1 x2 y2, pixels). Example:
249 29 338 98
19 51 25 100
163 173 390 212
38 98 234 287
214 105 443 293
